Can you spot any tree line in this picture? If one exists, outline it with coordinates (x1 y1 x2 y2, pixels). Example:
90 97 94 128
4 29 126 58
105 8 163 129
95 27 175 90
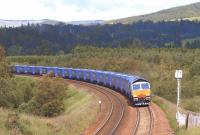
1 20 200 55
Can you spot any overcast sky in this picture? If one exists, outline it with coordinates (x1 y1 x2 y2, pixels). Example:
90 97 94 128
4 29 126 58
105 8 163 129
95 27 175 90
0 0 199 22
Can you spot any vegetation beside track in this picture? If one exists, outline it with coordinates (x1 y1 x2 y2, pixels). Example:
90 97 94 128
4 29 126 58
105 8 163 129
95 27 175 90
5 45 200 134
152 96 200 135
8 46 200 112
0 46 98 135
0 83 98 135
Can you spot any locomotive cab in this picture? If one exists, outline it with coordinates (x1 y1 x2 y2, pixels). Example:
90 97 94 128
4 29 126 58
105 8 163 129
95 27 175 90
131 81 151 106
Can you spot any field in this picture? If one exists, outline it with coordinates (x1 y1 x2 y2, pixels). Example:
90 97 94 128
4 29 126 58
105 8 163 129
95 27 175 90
0 76 98 135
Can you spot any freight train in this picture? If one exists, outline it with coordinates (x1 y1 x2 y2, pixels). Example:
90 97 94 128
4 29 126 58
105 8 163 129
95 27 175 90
11 65 151 106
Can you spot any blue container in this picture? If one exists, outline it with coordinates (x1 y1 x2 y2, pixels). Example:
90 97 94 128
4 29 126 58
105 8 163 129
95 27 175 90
84 70 90 81
16 65 24 74
82 69 88 81
67 68 73 79
90 70 96 82
53 67 58 76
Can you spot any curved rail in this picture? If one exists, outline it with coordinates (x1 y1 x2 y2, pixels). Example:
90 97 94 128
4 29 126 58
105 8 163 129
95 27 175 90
131 108 140 135
67 79 125 135
94 85 125 135
147 106 154 135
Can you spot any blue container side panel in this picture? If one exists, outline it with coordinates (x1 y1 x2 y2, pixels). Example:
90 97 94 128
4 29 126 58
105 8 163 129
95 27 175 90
54 68 58 76
31 67 35 74
108 76 111 86
83 70 87 80
120 78 123 91
75 70 79 79
39 67 43 75
24 66 28 73
62 69 66 78
96 72 100 83
91 71 96 82
68 69 72 78
89 71 92 81
16 66 19 73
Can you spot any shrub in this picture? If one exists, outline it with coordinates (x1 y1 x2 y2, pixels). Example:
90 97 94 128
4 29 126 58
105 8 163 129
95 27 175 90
0 46 11 78
190 60 200 77
182 97 200 112
0 77 36 109
26 76 67 117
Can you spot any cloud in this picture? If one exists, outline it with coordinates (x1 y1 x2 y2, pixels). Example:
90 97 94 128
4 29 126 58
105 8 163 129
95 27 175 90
0 0 199 22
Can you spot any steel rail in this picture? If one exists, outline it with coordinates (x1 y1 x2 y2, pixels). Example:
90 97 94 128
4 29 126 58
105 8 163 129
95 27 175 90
131 108 140 135
147 106 154 135
94 84 125 135
67 80 125 135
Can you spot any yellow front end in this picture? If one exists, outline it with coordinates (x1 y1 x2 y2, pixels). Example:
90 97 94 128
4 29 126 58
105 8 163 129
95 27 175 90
132 89 151 105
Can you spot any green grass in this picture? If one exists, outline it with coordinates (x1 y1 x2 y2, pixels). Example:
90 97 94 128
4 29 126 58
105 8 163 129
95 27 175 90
0 84 99 135
152 96 200 135
177 127 200 135
182 96 200 112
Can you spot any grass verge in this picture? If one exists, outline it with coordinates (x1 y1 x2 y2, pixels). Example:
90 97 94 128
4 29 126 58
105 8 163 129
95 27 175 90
0 84 99 135
152 96 200 135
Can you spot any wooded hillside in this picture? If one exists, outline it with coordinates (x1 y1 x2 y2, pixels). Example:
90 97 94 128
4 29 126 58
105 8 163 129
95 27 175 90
1 20 200 55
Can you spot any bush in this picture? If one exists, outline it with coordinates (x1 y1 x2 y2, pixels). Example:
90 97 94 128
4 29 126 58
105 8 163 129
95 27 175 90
0 46 11 78
0 77 36 108
22 76 67 117
39 100 65 117
182 97 200 112
190 60 200 77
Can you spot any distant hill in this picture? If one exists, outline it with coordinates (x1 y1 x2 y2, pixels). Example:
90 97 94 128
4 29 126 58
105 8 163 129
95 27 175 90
0 19 63 27
67 20 104 26
108 2 200 24
0 19 104 27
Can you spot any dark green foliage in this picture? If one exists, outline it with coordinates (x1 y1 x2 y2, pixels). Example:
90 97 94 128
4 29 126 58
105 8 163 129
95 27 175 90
0 46 67 117
7 45 23 56
18 76 67 117
0 77 35 108
0 78 13 107
0 46 11 78
1 21 200 55
32 76 66 117
38 100 64 117
18 98 39 114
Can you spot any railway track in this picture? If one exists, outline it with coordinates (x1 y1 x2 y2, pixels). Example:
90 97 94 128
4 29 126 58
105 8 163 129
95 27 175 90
66 79 125 135
132 106 154 135
17 75 155 135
